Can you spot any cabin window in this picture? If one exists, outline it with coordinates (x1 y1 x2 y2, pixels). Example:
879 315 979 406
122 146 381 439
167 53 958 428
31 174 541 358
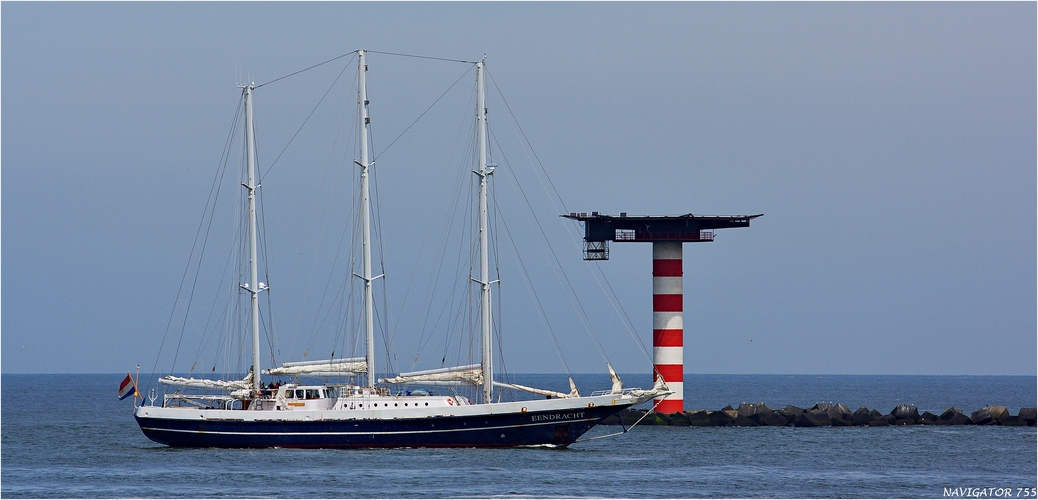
295 389 305 399
284 390 294 399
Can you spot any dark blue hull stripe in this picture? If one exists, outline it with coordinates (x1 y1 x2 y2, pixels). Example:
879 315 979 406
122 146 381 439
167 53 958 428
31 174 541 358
141 417 592 436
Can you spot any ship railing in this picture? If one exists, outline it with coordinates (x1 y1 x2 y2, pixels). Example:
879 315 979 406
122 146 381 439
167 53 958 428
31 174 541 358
590 388 644 397
164 393 235 409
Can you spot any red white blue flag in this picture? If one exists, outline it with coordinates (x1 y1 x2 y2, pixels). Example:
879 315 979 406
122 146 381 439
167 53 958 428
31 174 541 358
118 373 136 400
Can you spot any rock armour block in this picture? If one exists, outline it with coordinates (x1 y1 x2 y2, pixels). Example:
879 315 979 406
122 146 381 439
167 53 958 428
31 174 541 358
971 407 995 425
605 403 1023 427
938 408 972 425
892 404 920 423
1018 408 1036 426
664 412 690 426
852 406 874 426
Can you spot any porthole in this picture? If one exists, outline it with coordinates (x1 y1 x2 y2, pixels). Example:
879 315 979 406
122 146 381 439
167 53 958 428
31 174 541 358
425 402 429 406
394 403 398 407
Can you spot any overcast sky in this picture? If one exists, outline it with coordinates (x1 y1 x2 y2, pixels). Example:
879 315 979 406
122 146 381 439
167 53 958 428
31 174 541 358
3 2 1035 377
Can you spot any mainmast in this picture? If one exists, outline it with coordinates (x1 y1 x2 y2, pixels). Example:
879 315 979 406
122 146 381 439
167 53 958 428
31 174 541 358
357 50 377 389
243 84 263 393
475 58 494 404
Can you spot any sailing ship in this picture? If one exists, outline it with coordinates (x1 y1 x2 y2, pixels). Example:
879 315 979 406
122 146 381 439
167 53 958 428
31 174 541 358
133 50 670 448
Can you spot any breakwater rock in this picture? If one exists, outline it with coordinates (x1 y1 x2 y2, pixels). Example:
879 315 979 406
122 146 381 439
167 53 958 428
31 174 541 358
600 405 1037 427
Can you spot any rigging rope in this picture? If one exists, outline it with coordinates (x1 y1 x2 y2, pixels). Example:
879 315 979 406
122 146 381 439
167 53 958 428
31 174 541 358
261 54 356 179
255 51 357 89
256 162 280 369
489 175 511 386
366 110 396 375
574 395 674 443
488 123 612 365
396 96 476 370
372 64 475 162
492 188 573 375
365 49 477 65
486 66 654 366
282 75 358 363
485 67 568 214
156 92 244 382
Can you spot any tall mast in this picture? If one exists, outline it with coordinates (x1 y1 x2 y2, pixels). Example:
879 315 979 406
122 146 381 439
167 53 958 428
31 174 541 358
358 50 376 389
475 58 493 404
244 84 262 393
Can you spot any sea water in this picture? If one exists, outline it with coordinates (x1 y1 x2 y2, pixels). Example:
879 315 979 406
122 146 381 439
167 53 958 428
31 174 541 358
2 374 1035 498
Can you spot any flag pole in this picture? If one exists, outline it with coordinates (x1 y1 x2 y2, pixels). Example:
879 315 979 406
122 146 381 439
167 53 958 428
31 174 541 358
134 364 141 408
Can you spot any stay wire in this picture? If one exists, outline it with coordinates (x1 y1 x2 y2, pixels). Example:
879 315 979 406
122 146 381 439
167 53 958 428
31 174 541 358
364 49 477 65
393 89 473 371
487 122 612 365
372 64 475 162
491 179 573 375
296 113 354 356
156 91 244 382
575 396 675 443
261 54 356 179
489 167 510 384
255 51 357 89
361 88 396 377
485 66 567 213
283 75 358 360
486 66 654 366
255 140 281 370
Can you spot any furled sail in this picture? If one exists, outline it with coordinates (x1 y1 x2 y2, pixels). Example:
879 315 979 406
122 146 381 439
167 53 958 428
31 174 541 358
493 376 580 399
159 368 253 390
629 375 672 403
380 364 483 386
262 357 367 377
607 363 623 394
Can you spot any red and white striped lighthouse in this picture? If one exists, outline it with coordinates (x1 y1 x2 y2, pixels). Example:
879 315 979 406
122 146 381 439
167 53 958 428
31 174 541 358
562 211 761 414
652 241 683 414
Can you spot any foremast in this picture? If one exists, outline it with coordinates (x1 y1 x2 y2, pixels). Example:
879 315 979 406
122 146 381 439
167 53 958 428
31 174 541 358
475 58 494 404
243 84 264 394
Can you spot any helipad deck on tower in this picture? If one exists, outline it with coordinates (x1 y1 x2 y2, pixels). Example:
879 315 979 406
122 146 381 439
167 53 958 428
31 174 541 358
561 212 763 260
